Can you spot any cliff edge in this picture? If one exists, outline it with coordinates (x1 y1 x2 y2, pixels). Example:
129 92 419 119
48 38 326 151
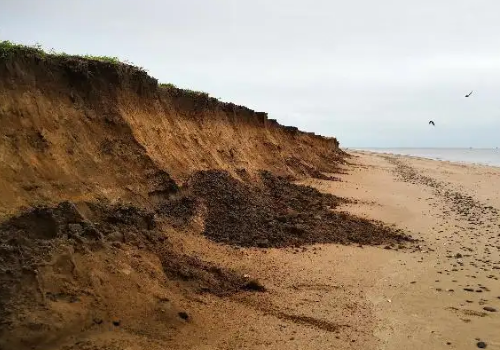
0 43 412 350
0 43 343 217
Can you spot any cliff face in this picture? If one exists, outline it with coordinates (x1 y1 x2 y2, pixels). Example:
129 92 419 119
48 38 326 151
0 48 417 350
0 50 342 217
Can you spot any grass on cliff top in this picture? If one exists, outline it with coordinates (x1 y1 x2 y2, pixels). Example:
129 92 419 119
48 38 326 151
1 40 210 96
1 40 127 66
158 83 209 98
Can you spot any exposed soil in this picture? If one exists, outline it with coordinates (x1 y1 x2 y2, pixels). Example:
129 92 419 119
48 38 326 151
0 199 267 349
0 47 417 350
0 170 414 349
0 47 345 218
159 249 266 296
0 170 414 334
169 170 414 248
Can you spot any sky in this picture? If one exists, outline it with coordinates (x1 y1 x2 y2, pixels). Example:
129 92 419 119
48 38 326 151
2 0 500 148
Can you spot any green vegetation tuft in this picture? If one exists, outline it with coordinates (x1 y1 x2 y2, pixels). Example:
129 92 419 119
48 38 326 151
159 83 178 89
0 40 45 58
159 83 210 98
184 89 209 98
81 55 121 64
0 40 132 68
1 40 210 96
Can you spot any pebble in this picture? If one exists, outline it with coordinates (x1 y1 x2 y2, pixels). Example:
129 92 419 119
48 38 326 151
477 341 487 348
483 306 497 312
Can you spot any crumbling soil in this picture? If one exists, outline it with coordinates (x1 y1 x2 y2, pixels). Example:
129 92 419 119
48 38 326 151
0 170 414 350
176 170 414 248
159 249 265 296
156 195 199 228
0 200 264 343
0 169 414 331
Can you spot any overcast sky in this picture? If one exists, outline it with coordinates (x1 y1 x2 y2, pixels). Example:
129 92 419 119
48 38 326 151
2 0 500 147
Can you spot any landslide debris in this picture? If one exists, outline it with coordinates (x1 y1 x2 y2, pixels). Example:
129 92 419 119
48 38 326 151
0 170 414 325
0 171 413 350
0 200 264 327
170 170 414 248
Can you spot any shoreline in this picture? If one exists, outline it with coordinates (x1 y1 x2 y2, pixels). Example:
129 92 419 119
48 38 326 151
349 148 500 169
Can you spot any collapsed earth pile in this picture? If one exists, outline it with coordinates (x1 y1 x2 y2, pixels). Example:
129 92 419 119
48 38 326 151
161 170 413 247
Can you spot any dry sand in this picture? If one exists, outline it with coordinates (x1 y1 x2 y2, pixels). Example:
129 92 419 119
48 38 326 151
295 151 500 349
153 150 500 350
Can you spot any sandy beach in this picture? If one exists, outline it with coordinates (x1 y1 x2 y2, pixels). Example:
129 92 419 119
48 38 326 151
133 150 500 350
297 151 500 349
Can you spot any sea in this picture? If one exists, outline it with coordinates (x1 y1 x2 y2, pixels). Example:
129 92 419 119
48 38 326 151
347 148 500 168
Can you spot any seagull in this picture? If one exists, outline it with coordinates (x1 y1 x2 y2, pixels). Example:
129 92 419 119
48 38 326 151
429 120 435 126
465 90 473 97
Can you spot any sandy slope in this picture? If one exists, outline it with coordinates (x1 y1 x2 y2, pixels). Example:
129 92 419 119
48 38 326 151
297 151 500 350
0 51 341 218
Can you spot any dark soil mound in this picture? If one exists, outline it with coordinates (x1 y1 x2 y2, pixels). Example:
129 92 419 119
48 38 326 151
159 249 265 296
0 200 264 323
156 195 199 227
0 200 265 349
182 170 413 248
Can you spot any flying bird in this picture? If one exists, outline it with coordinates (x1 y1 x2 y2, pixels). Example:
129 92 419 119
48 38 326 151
465 90 473 97
429 120 435 126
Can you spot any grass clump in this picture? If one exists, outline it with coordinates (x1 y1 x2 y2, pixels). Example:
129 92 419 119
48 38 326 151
159 83 210 98
0 40 131 68
159 83 178 89
184 89 209 98
81 55 121 64
0 40 45 58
